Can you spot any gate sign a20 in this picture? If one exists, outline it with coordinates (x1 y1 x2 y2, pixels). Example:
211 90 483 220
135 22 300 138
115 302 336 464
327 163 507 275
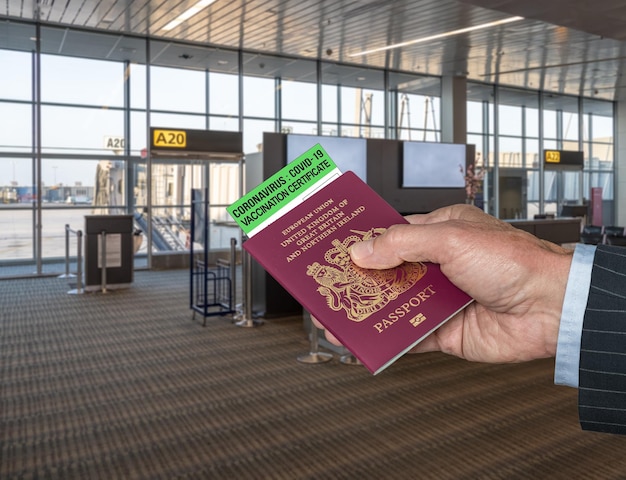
104 136 125 150
153 129 187 148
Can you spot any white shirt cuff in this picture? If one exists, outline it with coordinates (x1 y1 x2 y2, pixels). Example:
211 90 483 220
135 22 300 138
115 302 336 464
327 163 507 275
554 243 596 387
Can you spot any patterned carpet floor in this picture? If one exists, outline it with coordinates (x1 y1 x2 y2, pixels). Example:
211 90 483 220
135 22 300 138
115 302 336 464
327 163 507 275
2 269 626 479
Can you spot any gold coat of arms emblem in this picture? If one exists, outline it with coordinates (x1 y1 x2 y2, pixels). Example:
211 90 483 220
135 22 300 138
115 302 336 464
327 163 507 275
306 228 426 322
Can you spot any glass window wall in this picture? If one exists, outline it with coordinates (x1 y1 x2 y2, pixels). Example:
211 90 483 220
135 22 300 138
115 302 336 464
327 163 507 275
209 72 239 116
41 54 125 107
0 155 35 278
467 83 614 221
388 73 442 142
150 66 206 113
243 75 275 118
281 79 317 122
0 102 32 153
0 49 32 100
322 64 388 139
0 18 616 277
41 105 125 155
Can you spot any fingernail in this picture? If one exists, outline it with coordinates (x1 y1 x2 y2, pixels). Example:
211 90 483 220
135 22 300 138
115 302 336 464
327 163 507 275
350 240 373 261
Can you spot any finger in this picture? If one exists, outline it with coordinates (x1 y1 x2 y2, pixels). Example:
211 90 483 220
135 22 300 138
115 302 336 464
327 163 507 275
353 206 472 268
351 205 513 270
311 316 343 346
403 206 458 225
311 316 324 330
324 330 342 346
408 334 441 354
406 204 504 229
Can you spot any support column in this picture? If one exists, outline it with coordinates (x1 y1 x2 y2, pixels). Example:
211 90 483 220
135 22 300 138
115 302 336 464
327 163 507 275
441 75 467 145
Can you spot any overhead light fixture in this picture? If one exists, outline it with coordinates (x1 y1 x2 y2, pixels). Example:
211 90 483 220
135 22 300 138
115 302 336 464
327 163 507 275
349 16 524 57
162 0 217 31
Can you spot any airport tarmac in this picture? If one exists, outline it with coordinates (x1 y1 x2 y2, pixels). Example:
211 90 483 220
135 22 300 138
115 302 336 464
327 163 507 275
0 205 238 277
0 206 92 260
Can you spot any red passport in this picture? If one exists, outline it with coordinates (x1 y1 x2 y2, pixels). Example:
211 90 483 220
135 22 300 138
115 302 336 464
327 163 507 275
243 171 473 374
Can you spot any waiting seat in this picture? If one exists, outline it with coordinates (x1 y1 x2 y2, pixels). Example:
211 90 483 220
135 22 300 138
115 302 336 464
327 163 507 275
580 225 604 245
604 226 625 237
580 233 604 245
605 235 626 247
604 226 626 247
579 225 626 247
582 225 604 235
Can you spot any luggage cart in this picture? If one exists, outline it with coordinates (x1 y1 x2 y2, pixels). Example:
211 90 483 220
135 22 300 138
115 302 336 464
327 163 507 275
190 188 236 326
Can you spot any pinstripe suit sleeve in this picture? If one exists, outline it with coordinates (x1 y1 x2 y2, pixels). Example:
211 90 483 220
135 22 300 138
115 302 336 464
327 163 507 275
579 245 626 434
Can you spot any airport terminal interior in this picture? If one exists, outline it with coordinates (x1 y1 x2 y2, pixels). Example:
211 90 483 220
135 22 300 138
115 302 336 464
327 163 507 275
3 0 626 478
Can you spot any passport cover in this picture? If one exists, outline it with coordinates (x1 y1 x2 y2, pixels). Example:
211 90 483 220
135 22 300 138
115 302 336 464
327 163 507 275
243 170 473 375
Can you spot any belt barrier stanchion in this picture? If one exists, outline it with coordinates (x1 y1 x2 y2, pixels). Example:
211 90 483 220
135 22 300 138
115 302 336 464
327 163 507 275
100 230 108 294
340 352 362 366
230 237 237 312
59 224 76 279
297 312 333 365
235 238 263 328
62 226 84 295
75 230 83 294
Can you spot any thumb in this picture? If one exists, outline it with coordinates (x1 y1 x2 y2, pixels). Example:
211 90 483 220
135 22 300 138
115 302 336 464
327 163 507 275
349 227 405 269
349 222 460 269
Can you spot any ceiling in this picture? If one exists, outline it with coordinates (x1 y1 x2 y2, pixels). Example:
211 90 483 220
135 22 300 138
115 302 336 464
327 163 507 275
2 0 626 102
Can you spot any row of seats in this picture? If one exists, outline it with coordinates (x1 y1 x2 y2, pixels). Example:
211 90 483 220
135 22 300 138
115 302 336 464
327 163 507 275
580 225 626 246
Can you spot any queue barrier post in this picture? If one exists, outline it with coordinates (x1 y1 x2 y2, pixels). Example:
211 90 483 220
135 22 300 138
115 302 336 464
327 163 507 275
230 237 237 313
100 231 108 294
59 224 84 295
340 352 362 366
297 312 333 365
58 224 76 279
234 239 263 328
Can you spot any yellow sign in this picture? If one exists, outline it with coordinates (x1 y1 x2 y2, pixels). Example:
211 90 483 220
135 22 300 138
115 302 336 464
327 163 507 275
545 150 561 163
153 129 187 148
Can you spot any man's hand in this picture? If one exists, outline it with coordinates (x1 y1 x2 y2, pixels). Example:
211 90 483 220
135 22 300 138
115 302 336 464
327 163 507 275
314 204 573 363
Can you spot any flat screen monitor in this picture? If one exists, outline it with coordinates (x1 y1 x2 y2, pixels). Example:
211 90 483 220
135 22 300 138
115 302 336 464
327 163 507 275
286 134 367 182
402 141 466 188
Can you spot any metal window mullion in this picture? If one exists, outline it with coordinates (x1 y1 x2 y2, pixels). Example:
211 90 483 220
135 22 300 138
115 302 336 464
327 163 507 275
275 76 281 132
337 84 342 136
482 99 490 213
316 59 322 135
146 37 153 269
578 97 584 204
611 101 617 223
556 109 563 212
493 86 500 218
238 50 243 132
124 60 132 215
521 104 527 217
383 69 389 139
34 24 42 274
538 92 545 214
206 69 210 129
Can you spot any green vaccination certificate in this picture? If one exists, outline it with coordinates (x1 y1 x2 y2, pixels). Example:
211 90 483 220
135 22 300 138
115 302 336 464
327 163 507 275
227 143 340 235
